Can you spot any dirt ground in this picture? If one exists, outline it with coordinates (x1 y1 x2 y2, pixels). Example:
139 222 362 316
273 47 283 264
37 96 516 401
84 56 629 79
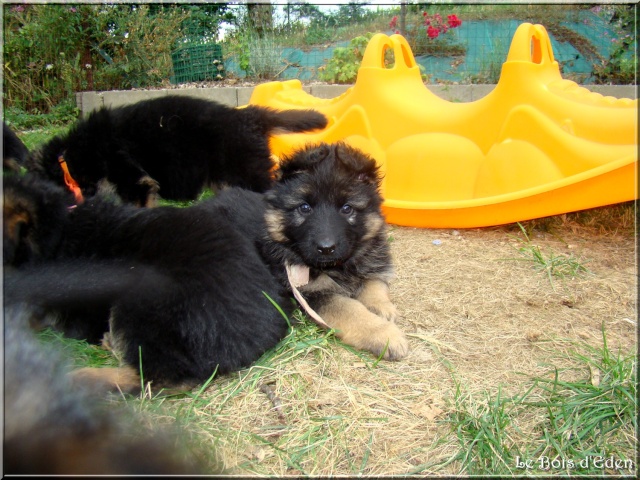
188 206 637 476
390 220 637 393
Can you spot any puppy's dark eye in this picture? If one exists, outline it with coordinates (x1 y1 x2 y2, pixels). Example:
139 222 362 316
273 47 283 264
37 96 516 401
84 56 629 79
340 204 353 215
298 203 312 214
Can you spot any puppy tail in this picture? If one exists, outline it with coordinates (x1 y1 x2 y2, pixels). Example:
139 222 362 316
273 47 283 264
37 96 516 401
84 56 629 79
247 106 328 135
3 260 170 311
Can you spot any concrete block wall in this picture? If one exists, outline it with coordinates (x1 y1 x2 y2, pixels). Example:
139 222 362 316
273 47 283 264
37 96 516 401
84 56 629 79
76 84 637 117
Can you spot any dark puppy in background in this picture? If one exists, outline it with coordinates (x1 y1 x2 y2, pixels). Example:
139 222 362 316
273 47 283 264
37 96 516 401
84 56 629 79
212 142 409 360
4 306 211 475
3 121 29 172
26 95 327 206
3 174 292 393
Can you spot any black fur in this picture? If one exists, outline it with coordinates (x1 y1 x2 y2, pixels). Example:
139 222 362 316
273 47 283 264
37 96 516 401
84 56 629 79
3 121 29 172
3 174 292 389
26 95 327 205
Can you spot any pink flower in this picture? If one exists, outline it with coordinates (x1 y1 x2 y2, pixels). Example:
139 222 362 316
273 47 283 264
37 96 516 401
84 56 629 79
447 14 462 28
389 16 398 29
427 25 440 39
69 7 77 13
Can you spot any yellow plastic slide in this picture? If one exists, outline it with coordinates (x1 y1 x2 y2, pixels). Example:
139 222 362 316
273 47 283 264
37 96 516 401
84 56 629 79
249 23 637 228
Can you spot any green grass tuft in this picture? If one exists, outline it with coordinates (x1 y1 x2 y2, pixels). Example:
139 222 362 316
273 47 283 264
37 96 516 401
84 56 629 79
437 324 636 475
504 222 590 289
36 327 119 369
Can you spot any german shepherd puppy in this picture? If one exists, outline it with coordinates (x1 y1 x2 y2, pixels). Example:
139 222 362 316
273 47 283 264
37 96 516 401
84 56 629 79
26 95 327 206
4 305 210 474
211 142 409 360
3 174 292 393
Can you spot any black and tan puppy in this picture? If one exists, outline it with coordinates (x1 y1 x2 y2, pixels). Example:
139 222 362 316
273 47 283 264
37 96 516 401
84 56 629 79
3 174 292 393
26 95 327 206
211 142 409 360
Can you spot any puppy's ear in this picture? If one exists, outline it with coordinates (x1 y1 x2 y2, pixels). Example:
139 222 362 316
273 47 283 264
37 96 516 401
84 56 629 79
278 143 331 180
334 142 381 186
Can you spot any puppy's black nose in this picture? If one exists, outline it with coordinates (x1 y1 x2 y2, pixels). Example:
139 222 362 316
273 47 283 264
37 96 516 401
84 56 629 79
316 240 336 255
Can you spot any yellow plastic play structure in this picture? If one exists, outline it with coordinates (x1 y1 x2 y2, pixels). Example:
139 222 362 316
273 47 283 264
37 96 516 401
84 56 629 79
249 23 638 228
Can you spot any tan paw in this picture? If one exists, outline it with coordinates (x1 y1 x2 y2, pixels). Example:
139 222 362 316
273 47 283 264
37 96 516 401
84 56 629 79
366 299 399 323
356 279 399 322
315 294 408 361
368 321 409 361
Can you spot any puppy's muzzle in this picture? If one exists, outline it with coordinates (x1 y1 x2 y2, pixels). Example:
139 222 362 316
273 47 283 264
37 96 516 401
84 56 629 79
316 237 336 255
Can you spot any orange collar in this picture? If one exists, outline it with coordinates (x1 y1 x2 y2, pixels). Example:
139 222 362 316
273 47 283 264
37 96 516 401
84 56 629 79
57 155 84 204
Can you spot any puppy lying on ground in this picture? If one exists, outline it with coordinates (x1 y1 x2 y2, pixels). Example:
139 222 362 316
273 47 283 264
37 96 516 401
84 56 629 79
211 142 409 360
5 141 407 396
26 95 327 206
3 174 292 393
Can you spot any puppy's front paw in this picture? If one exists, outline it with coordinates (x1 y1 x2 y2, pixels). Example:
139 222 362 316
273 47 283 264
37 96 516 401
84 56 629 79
316 294 409 361
357 279 399 322
366 299 399 323
369 321 409 361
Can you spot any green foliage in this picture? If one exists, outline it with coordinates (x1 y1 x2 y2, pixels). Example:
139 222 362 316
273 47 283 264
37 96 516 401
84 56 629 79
593 5 636 84
3 4 189 113
303 24 336 46
334 3 377 27
4 99 79 131
318 33 375 84
165 3 233 43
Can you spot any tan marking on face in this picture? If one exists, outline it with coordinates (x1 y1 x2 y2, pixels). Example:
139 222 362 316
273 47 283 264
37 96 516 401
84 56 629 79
264 208 288 243
361 212 385 242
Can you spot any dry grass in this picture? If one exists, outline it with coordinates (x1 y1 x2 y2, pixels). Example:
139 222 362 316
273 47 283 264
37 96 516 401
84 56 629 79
114 202 637 476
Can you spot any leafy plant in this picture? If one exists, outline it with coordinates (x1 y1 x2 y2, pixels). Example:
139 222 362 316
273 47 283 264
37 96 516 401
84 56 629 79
3 4 189 113
593 5 636 84
318 33 374 84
